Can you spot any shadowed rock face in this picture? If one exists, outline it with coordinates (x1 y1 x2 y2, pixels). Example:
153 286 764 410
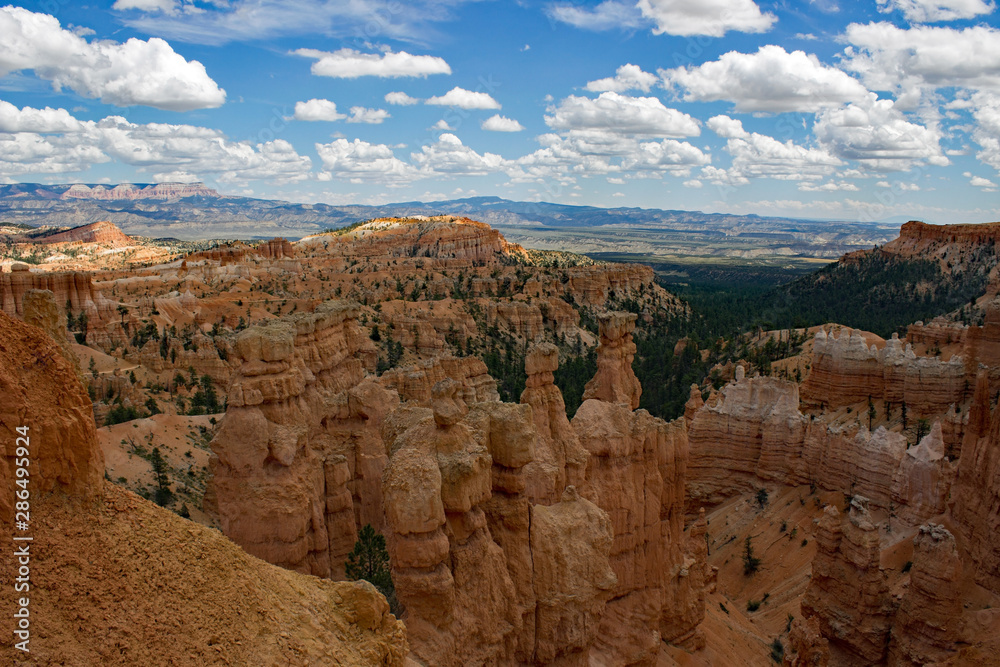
953 371 1000 593
801 500 892 666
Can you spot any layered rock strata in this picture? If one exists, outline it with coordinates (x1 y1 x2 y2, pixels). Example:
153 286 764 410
582 310 641 409
801 328 966 416
800 500 892 666
206 301 390 578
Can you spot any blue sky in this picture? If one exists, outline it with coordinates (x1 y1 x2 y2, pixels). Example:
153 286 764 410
1 0 999 223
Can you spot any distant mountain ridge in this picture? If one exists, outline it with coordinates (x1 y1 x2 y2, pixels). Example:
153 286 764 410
0 184 898 258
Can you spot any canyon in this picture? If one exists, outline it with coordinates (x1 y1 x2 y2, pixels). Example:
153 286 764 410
2 216 1000 664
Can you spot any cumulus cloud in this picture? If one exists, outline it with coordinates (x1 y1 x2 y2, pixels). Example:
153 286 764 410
637 0 776 37
316 138 421 184
971 93 1000 171
347 107 390 124
411 133 506 175
0 100 83 133
546 0 646 31
293 99 345 121
481 115 524 132
842 23 1000 108
621 139 710 174
0 104 312 183
707 114 843 182
293 48 451 78
586 64 658 93
875 0 995 23
814 95 949 171
970 175 997 187
662 45 870 113
385 91 420 106
0 7 226 111
545 92 700 137
426 87 501 109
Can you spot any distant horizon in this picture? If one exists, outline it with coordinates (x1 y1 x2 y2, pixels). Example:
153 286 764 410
0 180 933 228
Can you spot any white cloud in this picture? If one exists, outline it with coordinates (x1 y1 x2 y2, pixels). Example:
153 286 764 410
113 0 179 13
316 138 421 184
347 107 390 124
293 99 345 121
426 87 501 109
971 175 997 187
621 139 710 175
637 0 776 37
662 45 870 113
842 23 1000 108
119 0 477 46
481 115 524 132
431 119 454 131
607 177 625 184
0 105 312 183
293 48 451 78
0 100 83 133
545 92 700 137
152 169 200 182
411 133 506 175
546 1 646 31
586 64 658 93
0 7 226 111
875 0 995 23
385 91 420 106
971 93 1000 171
707 114 843 182
798 180 860 192
684 179 703 188
814 95 949 171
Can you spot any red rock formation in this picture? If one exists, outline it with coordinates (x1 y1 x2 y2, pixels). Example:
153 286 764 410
258 237 295 259
801 500 893 666
890 422 956 524
0 308 408 666
520 343 588 505
952 371 1000 593
891 219 1000 247
206 301 390 578
688 372 807 505
582 311 641 409
382 378 519 666
309 216 528 263
801 327 966 416
378 355 499 405
785 616 830 666
888 524 964 666
37 220 133 247
0 310 104 510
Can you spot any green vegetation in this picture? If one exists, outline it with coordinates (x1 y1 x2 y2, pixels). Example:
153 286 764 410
345 524 399 615
743 536 762 576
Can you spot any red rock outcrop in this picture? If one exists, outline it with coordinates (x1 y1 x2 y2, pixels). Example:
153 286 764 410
800 500 893 666
206 301 391 578
888 524 964 666
582 310 641 409
307 216 528 263
890 422 956 524
801 328 966 416
0 308 408 666
378 355 499 405
258 237 295 259
520 343 588 505
381 378 520 666
952 371 1000 593
688 371 807 505
37 220 133 247
0 309 104 509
